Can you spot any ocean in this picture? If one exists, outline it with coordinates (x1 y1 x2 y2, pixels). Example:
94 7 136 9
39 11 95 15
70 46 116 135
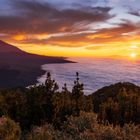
37 57 140 95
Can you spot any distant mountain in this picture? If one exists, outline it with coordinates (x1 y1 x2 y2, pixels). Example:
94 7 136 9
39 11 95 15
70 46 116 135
0 40 72 88
0 40 71 68
0 40 22 53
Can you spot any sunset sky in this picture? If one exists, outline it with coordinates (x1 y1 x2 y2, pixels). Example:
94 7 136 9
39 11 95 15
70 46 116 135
0 0 140 58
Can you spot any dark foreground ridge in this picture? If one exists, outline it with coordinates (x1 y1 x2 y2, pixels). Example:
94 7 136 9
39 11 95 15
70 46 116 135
93 82 140 112
0 73 140 139
0 40 74 88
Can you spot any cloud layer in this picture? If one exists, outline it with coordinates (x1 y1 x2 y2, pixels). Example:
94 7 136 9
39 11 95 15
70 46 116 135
0 0 113 35
0 0 140 57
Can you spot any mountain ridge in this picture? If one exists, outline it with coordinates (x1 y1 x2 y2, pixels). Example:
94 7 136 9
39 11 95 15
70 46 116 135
0 40 73 88
0 40 22 53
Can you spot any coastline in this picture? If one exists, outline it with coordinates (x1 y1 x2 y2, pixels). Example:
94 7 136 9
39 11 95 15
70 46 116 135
0 57 75 89
26 58 76 87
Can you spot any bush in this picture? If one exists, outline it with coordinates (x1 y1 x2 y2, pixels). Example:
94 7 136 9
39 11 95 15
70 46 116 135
63 112 140 140
0 116 21 140
27 112 140 140
28 124 54 140
28 123 73 140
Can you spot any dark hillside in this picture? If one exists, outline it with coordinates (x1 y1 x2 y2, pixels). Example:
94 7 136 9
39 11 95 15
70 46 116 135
0 40 73 88
92 82 140 112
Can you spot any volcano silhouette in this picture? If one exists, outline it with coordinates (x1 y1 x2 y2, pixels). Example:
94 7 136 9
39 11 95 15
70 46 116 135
0 40 71 88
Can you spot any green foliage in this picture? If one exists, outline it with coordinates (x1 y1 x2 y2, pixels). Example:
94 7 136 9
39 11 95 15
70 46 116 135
72 72 84 116
28 124 55 140
0 116 21 140
0 74 140 139
93 82 140 112
97 87 140 125
27 112 140 140
52 90 72 128
45 72 59 93
0 89 27 129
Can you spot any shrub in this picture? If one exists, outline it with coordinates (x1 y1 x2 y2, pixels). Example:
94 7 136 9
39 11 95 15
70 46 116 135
27 112 140 140
0 116 21 140
63 112 140 140
27 123 73 140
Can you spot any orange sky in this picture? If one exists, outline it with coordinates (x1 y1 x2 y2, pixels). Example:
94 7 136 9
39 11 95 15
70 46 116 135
0 0 140 60
11 41 140 59
10 28 140 60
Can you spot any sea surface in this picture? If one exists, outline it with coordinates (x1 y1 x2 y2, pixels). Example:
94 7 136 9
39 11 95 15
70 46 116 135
37 57 140 95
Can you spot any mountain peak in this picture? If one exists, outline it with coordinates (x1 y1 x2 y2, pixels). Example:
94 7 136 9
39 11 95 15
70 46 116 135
0 40 22 53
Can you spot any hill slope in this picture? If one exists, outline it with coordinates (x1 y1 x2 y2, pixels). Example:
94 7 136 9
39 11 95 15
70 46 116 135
92 82 140 112
0 40 72 88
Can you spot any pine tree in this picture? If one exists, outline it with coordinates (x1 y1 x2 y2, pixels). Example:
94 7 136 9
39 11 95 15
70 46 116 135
72 72 84 116
45 72 59 94
117 87 127 126
44 72 59 122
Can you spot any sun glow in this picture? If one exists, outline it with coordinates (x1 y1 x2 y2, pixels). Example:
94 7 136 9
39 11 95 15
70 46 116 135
130 45 138 49
130 53 137 58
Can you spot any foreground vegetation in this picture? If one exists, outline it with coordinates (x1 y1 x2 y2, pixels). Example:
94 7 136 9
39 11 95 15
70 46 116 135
0 72 140 140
